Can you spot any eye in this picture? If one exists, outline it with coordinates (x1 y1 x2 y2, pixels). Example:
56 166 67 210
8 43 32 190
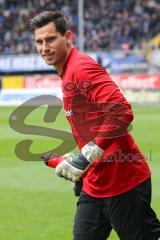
47 37 57 43
36 39 43 45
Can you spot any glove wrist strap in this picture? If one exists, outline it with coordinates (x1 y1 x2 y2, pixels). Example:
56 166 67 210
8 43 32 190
81 141 104 163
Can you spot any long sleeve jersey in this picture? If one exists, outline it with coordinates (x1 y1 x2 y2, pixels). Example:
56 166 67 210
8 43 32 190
61 48 151 198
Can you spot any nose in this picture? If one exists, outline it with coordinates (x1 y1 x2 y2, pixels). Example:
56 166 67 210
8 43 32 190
42 41 50 53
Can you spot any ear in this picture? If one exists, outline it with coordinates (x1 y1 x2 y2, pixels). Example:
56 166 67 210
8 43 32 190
65 30 72 45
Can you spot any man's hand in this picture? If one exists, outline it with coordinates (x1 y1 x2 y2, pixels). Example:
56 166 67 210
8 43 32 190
55 141 104 182
55 152 90 182
41 141 104 182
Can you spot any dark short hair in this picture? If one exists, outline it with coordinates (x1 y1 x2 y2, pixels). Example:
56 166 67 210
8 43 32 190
30 10 70 35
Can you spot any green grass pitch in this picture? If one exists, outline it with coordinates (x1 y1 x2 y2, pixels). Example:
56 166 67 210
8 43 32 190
0 106 160 240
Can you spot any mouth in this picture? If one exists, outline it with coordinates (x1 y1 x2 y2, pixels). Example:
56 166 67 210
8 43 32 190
43 54 53 56
43 53 55 59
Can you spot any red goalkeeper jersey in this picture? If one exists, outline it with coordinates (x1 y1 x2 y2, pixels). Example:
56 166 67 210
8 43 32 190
61 48 151 198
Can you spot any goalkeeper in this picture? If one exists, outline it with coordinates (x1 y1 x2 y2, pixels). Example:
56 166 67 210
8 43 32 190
30 11 160 240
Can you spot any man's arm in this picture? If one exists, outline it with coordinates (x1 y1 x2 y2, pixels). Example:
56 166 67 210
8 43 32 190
72 61 134 150
55 61 134 182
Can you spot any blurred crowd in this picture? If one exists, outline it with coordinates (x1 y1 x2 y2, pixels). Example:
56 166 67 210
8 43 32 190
0 0 159 55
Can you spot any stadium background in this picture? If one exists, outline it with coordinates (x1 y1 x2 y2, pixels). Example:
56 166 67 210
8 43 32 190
0 0 160 239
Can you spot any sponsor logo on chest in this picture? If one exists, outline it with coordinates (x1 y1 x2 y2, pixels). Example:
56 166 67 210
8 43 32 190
65 109 73 116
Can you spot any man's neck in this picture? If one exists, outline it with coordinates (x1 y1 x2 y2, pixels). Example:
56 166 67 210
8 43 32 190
55 46 73 75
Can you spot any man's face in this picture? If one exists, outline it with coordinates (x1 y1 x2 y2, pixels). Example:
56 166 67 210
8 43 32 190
34 22 71 68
